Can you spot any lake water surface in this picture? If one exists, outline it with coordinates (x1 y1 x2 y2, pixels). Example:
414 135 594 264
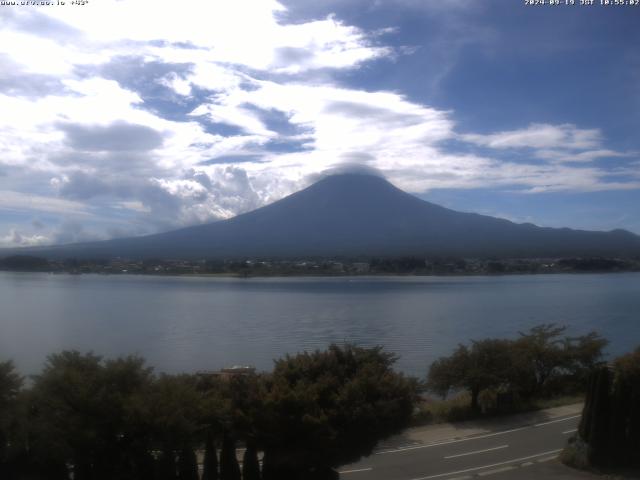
1 272 638 377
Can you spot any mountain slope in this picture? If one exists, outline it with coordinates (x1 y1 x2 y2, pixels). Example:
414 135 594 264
8 173 640 259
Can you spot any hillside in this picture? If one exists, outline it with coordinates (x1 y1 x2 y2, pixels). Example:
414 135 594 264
5 173 640 259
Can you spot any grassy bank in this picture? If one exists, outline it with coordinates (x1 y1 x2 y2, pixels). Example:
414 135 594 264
411 392 584 427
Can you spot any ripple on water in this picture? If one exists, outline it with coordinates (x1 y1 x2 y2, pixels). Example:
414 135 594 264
1 272 639 377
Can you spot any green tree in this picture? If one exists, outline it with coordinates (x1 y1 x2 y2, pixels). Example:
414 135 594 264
215 373 264 447
426 353 463 400
136 373 203 474
428 325 608 409
259 344 417 479
513 324 568 395
0 360 23 477
215 372 264 480
564 331 608 385
29 351 105 479
427 339 513 411
98 355 155 479
27 351 155 480
513 325 607 397
0 360 21 408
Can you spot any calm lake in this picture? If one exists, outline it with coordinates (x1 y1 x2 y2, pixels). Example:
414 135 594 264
1 272 639 377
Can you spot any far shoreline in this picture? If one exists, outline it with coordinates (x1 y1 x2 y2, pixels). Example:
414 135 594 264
1 269 639 280
2 253 639 278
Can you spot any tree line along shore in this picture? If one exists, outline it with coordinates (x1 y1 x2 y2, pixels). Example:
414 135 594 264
1 254 639 276
0 326 638 480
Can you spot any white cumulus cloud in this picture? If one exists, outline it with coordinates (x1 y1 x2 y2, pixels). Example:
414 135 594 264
0 0 638 244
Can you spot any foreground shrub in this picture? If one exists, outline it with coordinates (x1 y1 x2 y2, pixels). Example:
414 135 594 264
0 344 418 480
258 344 418 479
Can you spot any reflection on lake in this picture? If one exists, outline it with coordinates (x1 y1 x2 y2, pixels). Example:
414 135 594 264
1 272 639 377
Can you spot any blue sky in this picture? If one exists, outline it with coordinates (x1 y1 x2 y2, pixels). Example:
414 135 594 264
0 0 639 247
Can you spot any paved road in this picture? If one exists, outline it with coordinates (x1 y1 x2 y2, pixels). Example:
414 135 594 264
339 407 585 480
486 458 601 479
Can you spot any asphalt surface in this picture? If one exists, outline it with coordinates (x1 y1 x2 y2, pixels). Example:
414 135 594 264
338 412 584 480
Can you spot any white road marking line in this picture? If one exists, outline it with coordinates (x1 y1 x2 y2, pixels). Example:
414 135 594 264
534 415 581 427
477 465 516 476
444 445 508 459
536 455 559 463
376 427 527 455
408 449 563 480
338 467 373 474
562 428 578 435
376 413 580 455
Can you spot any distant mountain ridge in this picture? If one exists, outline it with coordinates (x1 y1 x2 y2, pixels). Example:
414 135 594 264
5 173 640 259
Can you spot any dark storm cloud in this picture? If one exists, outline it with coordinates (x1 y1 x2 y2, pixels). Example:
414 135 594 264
60 122 164 152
